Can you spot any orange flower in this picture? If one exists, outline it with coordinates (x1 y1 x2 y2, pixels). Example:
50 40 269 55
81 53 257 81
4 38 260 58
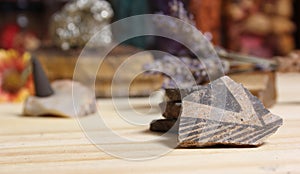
0 49 34 102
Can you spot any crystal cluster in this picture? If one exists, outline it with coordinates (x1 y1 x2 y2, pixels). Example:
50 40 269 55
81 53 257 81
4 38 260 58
144 55 229 88
50 0 113 50
145 56 204 88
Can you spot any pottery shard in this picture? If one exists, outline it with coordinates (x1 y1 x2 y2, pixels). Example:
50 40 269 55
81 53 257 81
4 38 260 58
165 86 204 102
159 102 182 119
178 76 283 147
150 119 178 133
23 80 96 118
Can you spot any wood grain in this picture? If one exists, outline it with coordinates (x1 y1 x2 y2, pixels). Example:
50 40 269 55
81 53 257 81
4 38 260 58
0 73 299 173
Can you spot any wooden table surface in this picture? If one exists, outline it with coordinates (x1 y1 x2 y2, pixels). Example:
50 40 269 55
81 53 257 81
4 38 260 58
0 73 300 174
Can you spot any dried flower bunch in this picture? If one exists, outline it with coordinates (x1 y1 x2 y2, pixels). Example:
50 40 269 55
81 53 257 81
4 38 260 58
153 0 217 58
0 49 33 102
146 0 227 88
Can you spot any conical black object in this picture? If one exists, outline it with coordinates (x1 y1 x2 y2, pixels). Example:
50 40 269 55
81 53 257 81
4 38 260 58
31 56 54 97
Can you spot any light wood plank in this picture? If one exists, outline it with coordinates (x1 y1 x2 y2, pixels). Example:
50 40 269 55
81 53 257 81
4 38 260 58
0 73 299 173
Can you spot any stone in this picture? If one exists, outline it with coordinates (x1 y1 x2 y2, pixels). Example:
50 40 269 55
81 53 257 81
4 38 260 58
178 76 283 147
159 102 182 119
150 119 178 133
165 86 204 102
23 80 96 118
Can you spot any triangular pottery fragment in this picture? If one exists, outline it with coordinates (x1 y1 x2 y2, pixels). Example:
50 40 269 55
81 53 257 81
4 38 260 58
178 76 283 147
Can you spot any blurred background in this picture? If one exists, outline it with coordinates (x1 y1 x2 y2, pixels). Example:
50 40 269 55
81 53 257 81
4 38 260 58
0 0 299 103
1 0 299 55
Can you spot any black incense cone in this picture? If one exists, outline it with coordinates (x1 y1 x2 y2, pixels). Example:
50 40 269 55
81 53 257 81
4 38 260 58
31 56 54 97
